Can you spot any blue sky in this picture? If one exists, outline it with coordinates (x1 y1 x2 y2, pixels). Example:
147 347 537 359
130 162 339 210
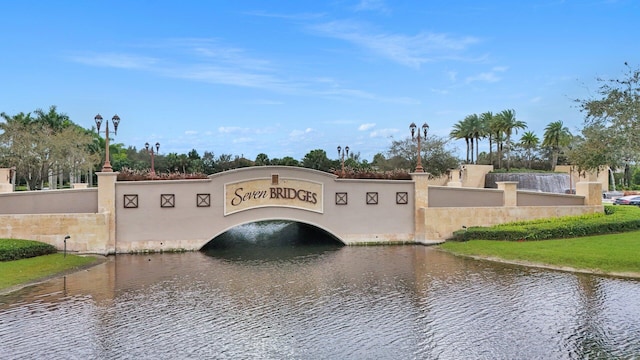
2 0 638 162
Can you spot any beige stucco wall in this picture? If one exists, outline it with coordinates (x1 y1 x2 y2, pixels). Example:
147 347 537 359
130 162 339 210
461 164 494 188
115 167 415 252
517 191 585 206
0 213 110 254
414 181 602 240
428 186 504 207
0 188 98 214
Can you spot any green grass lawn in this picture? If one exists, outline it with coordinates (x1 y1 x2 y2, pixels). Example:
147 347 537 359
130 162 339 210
440 230 640 275
0 253 101 290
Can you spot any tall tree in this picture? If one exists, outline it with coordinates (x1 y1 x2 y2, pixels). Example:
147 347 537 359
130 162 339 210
1 106 98 189
467 114 484 164
576 62 640 166
34 105 72 131
382 135 459 176
495 109 527 170
542 120 571 171
479 112 495 165
450 117 472 164
519 131 540 169
202 151 216 174
302 149 332 171
255 153 270 166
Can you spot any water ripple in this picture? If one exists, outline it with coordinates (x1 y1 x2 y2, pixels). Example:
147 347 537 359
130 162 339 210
1 247 640 359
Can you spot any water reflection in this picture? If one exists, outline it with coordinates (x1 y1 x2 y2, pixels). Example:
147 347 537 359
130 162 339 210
202 221 344 262
1 225 639 359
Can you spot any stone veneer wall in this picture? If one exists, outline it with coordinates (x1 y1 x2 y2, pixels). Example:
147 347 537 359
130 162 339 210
0 213 110 254
420 205 604 240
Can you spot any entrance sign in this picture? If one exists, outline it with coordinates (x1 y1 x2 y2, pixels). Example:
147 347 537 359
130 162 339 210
224 177 323 215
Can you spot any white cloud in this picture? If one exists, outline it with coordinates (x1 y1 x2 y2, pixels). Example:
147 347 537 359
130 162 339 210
369 128 399 138
289 128 314 137
358 123 376 131
355 0 389 13
430 88 449 95
69 53 158 69
244 11 326 21
465 66 507 83
68 37 419 102
232 137 253 144
245 99 285 105
310 20 480 68
218 126 245 133
184 130 198 135
318 87 420 104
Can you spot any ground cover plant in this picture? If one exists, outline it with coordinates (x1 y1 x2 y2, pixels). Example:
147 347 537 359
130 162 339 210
0 253 99 290
440 231 640 275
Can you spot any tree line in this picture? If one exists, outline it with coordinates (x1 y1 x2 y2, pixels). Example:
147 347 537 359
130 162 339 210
449 109 572 171
0 106 460 188
448 63 640 188
2 63 640 188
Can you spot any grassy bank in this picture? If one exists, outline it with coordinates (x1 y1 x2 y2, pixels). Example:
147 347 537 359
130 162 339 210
0 253 101 291
440 230 640 276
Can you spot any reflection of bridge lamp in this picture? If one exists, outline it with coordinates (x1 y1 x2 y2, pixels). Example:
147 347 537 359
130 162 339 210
410 122 429 173
145 142 160 177
337 145 349 177
94 114 121 172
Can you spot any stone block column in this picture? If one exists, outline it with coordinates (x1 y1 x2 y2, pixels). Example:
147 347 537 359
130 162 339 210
576 181 603 206
0 168 13 193
97 172 118 254
447 169 462 187
411 173 431 240
496 181 518 207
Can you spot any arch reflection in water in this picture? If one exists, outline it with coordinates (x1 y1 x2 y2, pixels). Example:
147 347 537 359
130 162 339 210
201 221 344 261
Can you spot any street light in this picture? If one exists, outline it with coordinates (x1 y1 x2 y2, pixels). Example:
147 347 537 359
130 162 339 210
337 145 349 177
94 114 121 172
145 142 160 177
410 122 429 173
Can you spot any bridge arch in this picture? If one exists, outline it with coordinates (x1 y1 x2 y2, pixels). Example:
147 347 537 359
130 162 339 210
201 217 347 249
114 166 416 253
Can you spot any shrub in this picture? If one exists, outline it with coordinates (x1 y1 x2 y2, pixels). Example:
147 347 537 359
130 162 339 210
117 168 209 181
450 205 640 241
332 168 412 180
0 239 57 261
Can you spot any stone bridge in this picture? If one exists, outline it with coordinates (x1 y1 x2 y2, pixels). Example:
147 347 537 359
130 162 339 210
0 166 604 254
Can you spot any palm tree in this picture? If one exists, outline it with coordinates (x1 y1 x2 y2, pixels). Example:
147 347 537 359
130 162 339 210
479 112 495 165
542 120 571 171
519 131 540 168
496 109 527 170
466 114 484 164
450 118 472 164
485 113 507 168
34 105 72 131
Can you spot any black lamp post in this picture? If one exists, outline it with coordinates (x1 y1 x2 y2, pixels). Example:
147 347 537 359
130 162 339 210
337 145 349 177
145 142 160 177
94 114 121 172
410 122 429 173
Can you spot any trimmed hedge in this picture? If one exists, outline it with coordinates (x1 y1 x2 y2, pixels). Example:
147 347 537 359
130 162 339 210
450 205 640 241
0 239 57 261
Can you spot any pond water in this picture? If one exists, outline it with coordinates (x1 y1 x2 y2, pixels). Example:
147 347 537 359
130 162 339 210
1 223 639 359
